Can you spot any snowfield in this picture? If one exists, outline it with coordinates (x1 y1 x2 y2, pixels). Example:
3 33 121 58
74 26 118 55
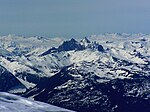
0 92 73 112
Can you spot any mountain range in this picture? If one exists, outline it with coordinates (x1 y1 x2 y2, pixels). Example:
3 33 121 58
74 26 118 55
0 33 150 112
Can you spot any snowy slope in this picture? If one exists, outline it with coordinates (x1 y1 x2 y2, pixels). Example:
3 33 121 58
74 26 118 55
0 35 64 89
0 34 64 55
0 92 73 112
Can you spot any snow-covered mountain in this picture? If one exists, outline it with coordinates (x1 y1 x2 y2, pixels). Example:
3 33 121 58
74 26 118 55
0 35 64 89
0 92 73 112
0 33 150 111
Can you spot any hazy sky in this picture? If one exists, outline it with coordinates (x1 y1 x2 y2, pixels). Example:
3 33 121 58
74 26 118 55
0 0 150 38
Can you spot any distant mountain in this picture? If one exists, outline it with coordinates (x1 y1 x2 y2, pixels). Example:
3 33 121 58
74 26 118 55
40 37 104 56
40 38 84 56
0 34 150 111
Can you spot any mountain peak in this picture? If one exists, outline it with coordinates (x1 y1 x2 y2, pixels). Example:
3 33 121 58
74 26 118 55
81 37 91 43
58 38 84 51
70 38 77 42
40 37 105 56
80 37 91 48
40 38 85 56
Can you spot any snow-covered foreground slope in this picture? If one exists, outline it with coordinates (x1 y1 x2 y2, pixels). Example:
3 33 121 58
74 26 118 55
0 92 73 112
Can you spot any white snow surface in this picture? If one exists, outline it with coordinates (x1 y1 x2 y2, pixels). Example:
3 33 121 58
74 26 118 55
0 92 73 112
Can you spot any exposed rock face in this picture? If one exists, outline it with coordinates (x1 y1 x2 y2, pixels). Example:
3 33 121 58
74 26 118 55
0 65 26 92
